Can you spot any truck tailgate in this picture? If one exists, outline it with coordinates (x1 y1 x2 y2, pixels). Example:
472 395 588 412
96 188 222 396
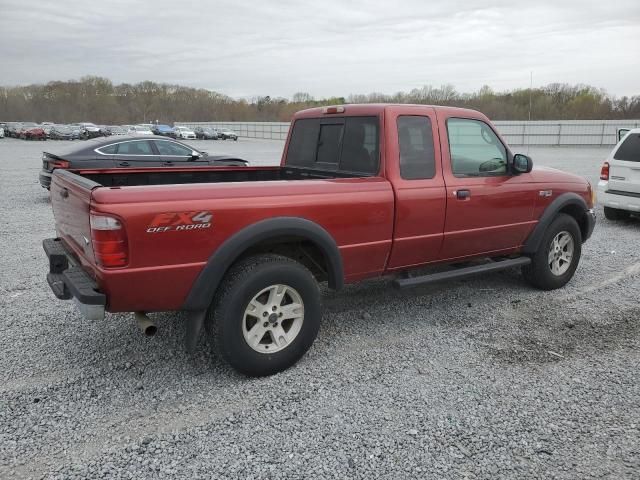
50 170 99 266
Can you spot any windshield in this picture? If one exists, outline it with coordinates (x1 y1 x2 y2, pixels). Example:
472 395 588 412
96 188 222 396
57 126 71 133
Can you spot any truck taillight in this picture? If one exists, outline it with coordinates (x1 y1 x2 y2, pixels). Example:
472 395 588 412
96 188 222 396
600 162 609 180
90 213 128 268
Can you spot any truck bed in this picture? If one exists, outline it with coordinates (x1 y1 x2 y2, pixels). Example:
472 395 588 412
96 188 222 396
78 165 365 187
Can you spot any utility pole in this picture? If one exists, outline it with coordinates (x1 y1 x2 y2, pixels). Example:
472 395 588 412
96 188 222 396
528 71 533 121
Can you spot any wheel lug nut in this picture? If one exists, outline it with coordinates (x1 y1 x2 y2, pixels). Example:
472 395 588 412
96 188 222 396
274 322 278 327
279 312 283 317
262 312 268 317
272 306 277 311
263 322 269 327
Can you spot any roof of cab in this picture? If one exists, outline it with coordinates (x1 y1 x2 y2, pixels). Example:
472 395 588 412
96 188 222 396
293 103 485 119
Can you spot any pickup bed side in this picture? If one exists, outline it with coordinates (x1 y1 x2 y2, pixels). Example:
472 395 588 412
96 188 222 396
50 168 395 312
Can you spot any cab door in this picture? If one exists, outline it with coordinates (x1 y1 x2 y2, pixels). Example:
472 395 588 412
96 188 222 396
385 106 447 269
437 115 537 260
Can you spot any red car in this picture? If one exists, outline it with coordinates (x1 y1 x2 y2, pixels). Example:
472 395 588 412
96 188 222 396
44 104 596 376
20 125 47 140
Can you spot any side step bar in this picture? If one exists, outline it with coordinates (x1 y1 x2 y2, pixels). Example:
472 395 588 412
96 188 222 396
393 257 531 289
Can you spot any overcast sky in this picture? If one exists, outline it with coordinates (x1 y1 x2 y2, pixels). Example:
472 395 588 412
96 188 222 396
1 0 639 99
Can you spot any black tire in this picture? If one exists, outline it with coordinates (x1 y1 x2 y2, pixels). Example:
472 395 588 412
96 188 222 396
207 254 322 376
604 206 630 221
522 213 582 290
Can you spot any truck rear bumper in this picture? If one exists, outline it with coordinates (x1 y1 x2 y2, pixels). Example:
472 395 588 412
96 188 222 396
43 238 106 320
39 171 52 189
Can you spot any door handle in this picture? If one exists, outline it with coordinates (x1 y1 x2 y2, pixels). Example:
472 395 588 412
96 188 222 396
118 161 130 167
163 161 174 166
456 189 471 200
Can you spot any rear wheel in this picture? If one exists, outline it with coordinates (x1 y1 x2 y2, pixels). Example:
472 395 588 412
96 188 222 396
522 213 582 290
604 206 630 221
207 254 322 376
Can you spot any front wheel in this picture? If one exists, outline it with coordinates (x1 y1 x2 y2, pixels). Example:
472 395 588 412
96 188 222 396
604 206 630 221
207 254 321 376
522 213 582 290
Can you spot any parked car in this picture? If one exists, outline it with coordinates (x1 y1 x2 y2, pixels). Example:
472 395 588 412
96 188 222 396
194 126 219 140
75 122 103 139
38 135 248 189
49 125 75 140
174 126 196 140
43 104 595 377
598 127 640 220
20 124 47 140
128 125 154 136
0 123 5 139
17 122 38 138
105 125 126 136
152 124 176 138
41 124 53 138
7 122 23 138
217 128 238 141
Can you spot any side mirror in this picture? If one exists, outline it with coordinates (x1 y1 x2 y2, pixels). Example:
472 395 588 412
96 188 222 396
513 153 533 174
617 128 630 142
190 150 201 160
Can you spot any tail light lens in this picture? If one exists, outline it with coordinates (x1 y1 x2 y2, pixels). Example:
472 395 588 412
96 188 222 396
600 162 609 180
90 213 128 268
51 159 70 169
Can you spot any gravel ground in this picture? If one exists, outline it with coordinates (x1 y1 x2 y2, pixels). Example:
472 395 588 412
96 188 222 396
0 138 639 479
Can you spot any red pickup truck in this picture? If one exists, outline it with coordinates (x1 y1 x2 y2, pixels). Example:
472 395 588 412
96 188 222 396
44 104 596 376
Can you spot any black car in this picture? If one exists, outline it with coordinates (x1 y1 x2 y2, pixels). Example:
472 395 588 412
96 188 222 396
217 128 238 141
39 135 248 189
194 126 219 140
49 125 75 140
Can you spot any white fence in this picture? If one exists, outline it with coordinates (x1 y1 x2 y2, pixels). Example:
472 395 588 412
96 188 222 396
179 119 640 146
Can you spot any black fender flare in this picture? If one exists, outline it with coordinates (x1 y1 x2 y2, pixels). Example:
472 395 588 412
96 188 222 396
182 217 344 312
522 192 589 255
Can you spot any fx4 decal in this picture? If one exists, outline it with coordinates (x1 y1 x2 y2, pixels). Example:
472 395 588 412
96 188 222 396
147 211 213 233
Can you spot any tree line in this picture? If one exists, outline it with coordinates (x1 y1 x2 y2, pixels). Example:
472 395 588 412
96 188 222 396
1 76 638 124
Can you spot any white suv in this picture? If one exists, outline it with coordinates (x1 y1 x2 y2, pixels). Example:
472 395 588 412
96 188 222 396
598 128 640 220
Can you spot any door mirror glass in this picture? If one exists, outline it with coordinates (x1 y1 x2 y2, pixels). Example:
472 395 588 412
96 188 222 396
191 150 201 159
513 153 533 174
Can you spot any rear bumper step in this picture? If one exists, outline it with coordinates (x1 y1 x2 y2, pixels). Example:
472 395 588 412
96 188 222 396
43 238 106 315
393 257 531 289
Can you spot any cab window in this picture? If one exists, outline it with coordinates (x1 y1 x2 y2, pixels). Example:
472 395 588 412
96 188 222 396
397 116 435 179
286 116 379 175
447 118 507 177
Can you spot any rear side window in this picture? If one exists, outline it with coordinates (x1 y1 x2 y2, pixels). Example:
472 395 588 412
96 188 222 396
116 141 154 155
614 133 640 162
286 116 379 174
397 116 435 179
98 144 118 154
